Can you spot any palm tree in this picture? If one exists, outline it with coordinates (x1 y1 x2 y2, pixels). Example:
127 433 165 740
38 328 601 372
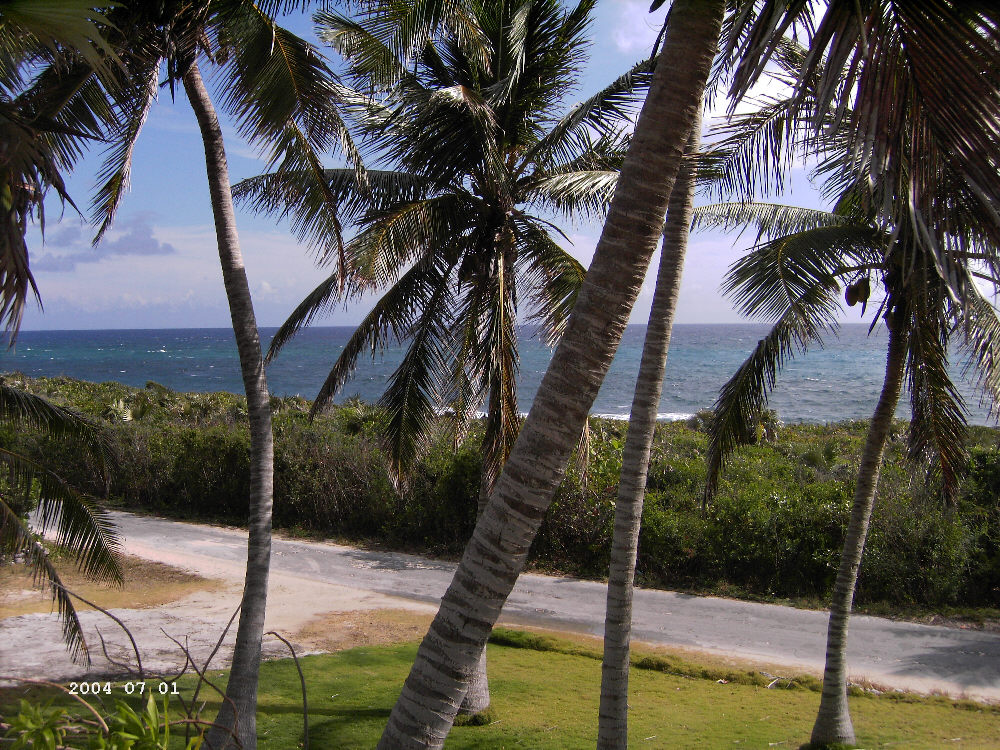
86 3 358 747
238 0 651 715
371 1 726 746
244 1 650 492
0 382 122 663
699 191 1000 747
596 125 700 748
700 6 1000 739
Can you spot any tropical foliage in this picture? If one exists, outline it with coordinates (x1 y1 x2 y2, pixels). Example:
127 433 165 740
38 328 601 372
238 0 653 491
0 380 121 662
0 0 118 339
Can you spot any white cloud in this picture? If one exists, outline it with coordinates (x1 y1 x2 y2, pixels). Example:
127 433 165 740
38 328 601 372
611 1 664 54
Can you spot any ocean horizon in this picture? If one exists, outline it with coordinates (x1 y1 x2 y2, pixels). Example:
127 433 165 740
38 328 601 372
2 324 996 426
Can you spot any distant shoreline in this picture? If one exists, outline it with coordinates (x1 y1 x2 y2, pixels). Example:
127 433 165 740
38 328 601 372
2 325 995 426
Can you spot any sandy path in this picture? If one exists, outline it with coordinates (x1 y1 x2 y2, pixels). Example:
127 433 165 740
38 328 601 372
4 511 1000 705
1 538 434 685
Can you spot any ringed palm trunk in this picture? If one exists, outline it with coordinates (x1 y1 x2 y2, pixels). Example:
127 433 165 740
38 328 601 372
453 468 495 716
596 125 700 749
456 456 498 717
377 3 725 747
183 61 275 750
810 320 907 747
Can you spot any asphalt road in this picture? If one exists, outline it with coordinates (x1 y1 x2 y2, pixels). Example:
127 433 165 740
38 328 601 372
110 510 1000 701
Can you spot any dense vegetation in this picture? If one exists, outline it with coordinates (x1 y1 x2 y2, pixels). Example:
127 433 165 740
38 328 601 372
6 373 999 610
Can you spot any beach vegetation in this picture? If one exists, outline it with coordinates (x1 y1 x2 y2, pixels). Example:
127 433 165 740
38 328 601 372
5 373 998 616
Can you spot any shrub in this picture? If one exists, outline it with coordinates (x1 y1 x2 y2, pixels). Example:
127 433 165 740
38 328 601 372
3 373 997 610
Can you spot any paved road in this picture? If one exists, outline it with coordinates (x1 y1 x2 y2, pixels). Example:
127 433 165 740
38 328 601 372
111 510 999 701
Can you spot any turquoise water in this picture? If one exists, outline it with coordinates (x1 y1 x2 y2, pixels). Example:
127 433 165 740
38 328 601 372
2 324 995 425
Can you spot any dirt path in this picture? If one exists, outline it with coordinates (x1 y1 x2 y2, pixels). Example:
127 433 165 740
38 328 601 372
1 536 436 685
4 511 1000 704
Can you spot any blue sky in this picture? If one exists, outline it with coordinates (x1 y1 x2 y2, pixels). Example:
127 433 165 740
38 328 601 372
20 1 824 331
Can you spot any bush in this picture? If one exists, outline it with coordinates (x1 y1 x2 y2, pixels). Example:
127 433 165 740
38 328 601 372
3 373 996 610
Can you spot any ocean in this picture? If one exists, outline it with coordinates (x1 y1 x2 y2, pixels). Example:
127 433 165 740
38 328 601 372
2 324 996 425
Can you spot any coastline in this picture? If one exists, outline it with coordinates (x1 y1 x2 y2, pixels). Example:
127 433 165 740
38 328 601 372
1 324 996 425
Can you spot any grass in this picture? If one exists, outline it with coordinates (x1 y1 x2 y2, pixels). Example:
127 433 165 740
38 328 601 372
0 554 217 619
3 631 998 749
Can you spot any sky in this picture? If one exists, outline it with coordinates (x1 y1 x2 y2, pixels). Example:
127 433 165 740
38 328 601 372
19 1 827 332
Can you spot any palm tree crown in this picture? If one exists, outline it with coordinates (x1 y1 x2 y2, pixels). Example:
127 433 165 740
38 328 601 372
241 0 652 487
0 0 119 340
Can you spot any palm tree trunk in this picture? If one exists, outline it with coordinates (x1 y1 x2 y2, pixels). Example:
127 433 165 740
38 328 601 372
377 3 724 747
456 467 495 717
182 61 275 750
810 320 907 747
597 125 700 750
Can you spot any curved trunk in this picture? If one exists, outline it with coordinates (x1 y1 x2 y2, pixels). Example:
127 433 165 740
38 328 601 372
377 3 724 747
183 62 275 750
810 322 907 747
596 125 699 749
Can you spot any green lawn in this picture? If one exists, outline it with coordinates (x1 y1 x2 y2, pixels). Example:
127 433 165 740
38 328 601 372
4 635 998 749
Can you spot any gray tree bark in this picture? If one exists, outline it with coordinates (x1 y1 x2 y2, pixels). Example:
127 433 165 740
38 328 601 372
183 61 275 750
376 2 725 747
810 319 907 746
596 124 700 749
456 468 496 717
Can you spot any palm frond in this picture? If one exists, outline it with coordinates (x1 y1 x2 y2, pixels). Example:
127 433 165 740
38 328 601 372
0 384 115 472
92 58 160 242
526 57 654 169
693 202 851 242
346 194 470 293
308 257 451 416
905 280 968 502
476 250 520 489
956 272 1000 417
235 168 429 261
316 11 413 92
705 296 836 501
0 498 90 663
0 0 120 78
724 225 883 322
512 216 585 346
702 97 802 201
726 2 1000 300
264 271 341 364
376 261 458 483
214 6 357 166
528 169 618 220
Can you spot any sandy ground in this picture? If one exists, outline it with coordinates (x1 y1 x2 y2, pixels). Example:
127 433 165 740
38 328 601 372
0 539 437 686
5 515 999 704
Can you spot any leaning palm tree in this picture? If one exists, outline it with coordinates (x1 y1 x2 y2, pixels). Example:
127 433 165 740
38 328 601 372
700 192 1000 747
87 2 358 746
0 382 122 663
369 1 726 746
239 0 652 714
377 2 1000 747
597 126 700 748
